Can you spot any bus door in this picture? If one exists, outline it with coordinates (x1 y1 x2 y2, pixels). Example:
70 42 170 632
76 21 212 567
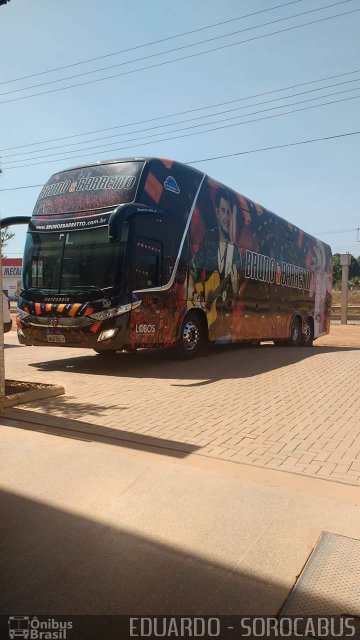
131 237 163 345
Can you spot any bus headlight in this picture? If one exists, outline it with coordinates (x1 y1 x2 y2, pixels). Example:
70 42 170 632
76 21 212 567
89 300 141 321
98 328 118 341
89 303 132 321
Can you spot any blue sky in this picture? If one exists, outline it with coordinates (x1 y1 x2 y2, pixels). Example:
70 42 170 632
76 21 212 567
0 0 359 258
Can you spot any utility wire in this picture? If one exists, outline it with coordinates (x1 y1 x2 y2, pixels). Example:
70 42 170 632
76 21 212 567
0 0 307 86
0 184 44 192
2 67 359 153
186 130 360 164
0 7 357 105
3 76 360 160
3 91 360 170
315 228 359 234
1 130 359 192
0 0 351 98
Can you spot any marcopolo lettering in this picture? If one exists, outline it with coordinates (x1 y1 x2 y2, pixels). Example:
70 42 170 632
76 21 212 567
245 250 311 291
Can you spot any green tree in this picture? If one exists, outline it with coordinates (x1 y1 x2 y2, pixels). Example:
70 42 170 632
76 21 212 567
349 255 360 279
332 253 360 282
332 254 341 282
1 228 15 258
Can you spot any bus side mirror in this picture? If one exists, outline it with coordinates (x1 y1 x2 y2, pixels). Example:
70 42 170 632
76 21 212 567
109 204 130 242
0 216 31 228
108 203 163 242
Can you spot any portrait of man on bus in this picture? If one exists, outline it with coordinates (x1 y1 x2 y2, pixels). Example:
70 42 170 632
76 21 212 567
188 186 241 340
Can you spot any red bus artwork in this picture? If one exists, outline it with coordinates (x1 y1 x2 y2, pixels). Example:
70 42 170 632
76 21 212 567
16 157 332 358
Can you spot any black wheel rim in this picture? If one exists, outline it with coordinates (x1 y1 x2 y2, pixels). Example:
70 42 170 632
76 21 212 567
182 320 200 351
303 322 311 341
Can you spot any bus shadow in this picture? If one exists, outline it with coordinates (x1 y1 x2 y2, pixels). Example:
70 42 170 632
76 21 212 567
29 344 359 382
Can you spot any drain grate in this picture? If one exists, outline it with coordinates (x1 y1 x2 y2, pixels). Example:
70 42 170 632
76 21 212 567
280 531 360 616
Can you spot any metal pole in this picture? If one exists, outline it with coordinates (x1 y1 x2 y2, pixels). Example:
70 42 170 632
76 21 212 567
340 253 351 325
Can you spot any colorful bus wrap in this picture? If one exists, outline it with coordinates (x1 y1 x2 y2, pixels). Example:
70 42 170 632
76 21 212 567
17 157 332 358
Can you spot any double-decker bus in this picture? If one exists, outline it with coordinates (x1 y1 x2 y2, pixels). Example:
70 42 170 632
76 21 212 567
15 157 332 358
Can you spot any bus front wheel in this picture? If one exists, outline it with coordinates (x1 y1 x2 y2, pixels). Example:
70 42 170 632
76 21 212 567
176 312 206 359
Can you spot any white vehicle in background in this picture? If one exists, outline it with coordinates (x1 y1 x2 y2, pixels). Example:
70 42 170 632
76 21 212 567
3 292 12 333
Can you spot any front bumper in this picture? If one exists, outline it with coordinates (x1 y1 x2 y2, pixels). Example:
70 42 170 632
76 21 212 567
17 313 131 350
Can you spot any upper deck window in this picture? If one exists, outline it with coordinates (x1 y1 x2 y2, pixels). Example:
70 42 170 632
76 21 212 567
33 161 144 216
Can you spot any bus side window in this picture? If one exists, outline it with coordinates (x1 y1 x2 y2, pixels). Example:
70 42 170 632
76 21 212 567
133 238 162 290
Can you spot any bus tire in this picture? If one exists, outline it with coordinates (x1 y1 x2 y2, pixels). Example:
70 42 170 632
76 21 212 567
300 317 314 347
176 311 206 359
287 316 301 347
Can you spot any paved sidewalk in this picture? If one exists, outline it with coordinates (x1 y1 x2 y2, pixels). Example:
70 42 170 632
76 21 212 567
4 325 360 486
1 420 359 614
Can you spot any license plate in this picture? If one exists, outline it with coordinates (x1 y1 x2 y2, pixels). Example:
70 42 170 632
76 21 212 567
47 334 66 343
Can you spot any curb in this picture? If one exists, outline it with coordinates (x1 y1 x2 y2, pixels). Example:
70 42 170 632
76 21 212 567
2 384 65 409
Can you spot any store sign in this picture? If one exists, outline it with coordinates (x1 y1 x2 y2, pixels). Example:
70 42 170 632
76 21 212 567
2 258 22 278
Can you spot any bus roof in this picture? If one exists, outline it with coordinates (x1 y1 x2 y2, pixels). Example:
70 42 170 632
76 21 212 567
44 157 330 253
54 156 201 175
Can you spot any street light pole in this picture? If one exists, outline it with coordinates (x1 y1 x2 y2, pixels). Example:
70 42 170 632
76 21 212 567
340 253 351 325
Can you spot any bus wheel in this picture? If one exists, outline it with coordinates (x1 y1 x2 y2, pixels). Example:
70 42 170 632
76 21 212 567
288 316 301 346
176 312 205 359
300 318 314 347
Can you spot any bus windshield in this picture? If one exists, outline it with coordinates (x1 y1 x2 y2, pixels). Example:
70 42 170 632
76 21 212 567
22 226 126 295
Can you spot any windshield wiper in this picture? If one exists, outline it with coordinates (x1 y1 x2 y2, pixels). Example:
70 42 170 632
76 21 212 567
76 285 117 298
21 285 119 299
20 288 55 295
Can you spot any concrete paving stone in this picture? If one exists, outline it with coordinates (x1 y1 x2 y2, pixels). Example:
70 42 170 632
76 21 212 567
3 326 360 485
266 458 285 468
265 434 284 443
317 463 336 474
314 451 331 462
279 458 301 468
334 463 351 473
304 462 322 474
289 464 307 473
342 469 360 478
299 453 316 464
278 441 304 455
